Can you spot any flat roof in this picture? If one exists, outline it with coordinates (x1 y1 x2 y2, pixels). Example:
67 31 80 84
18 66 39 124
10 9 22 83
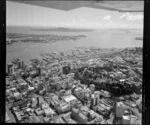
64 95 77 103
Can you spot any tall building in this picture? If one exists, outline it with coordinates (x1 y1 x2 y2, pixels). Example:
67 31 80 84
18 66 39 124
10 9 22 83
78 113 88 124
17 59 24 69
72 108 79 120
56 102 71 114
7 63 15 75
122 115 130 125
62 66 71 74
91 94 96 106
90 84 95 93
71 108 88 124
116 102 124 118
130 115 137 125
36 66 41 76
95 95 99 105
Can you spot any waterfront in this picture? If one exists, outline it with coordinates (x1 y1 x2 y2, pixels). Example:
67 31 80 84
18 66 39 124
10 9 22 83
7 28 143 64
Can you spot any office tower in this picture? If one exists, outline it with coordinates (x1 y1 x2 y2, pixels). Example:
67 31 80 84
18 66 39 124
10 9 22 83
7 63 15 75
71 108 88 124
18 60 24 69
95 94 100 105
62 66 71 74
78 113 88 124
36 66 41 76
116 102 124 118
90 84 95 93
122 115 130 125
72 108 79 120
130 115 137 125
91 94 96 106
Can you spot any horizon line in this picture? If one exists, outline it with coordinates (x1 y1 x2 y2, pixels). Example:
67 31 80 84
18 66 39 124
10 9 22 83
6 25 143 29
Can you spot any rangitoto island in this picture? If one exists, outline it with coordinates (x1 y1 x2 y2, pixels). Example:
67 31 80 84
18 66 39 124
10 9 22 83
31 27 93 32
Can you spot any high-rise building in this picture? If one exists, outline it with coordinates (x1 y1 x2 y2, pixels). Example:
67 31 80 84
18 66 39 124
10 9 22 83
94 92 100 105
72 108 79 120
78 113 88 124
56 102 71 114
71 108 88 124
116 102 124 118
7 63 15 75
62 66 71 74
90 84 95 93
130 115 137 125
122 115 130 125
95 96 99 106
18 60 24 69
91 94 96 106
36 66 41 76
31 97 38 108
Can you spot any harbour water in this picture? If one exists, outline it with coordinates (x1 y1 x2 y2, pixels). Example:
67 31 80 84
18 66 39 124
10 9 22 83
6 27 143 64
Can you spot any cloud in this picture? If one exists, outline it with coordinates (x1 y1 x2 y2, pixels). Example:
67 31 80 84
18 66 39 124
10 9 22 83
120 13 143 21
103 15 111 21
128 15 143 21
120 13 130 19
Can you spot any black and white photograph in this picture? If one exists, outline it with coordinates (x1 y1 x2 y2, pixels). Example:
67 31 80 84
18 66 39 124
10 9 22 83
5 0 143 124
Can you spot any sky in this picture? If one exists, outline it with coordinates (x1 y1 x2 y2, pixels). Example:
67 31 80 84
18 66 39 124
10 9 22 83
6 1 143 29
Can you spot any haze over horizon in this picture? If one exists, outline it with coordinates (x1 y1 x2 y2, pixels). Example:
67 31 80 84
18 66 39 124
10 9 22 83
7 1 143 29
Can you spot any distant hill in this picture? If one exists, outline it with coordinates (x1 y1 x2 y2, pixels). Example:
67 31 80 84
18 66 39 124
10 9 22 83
31 27 93 32
103 47 142 58
101 47 142 65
